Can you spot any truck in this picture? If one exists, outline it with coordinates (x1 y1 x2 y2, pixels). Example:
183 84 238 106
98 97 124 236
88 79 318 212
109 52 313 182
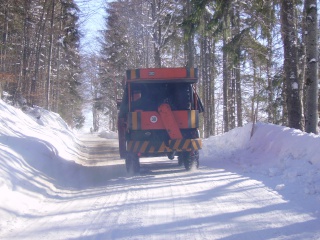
117 67 204 174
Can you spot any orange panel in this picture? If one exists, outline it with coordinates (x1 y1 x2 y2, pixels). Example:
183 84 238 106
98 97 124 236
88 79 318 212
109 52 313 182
139 68 187 79
138 111 189 130
140 112 164 130
172 111 189 128
126 68 198 83
129 110 198 130
158 103 183 139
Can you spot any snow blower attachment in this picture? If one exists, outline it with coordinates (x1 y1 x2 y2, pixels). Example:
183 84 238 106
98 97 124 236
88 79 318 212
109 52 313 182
117 67 204 174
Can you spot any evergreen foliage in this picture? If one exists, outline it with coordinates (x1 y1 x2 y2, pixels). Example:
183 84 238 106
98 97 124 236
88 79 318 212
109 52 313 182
96 0 319 134
2 0 318 134
0 0 83 128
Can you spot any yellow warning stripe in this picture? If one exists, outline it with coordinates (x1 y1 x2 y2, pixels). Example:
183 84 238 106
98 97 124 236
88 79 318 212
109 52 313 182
133 141 140 152
149 146 155 153
190 68 194 78
140 141 149 152
127 141 133 150
173 139 181 149
191 110 196 128
131 69 136 79
191 140 198 150
187 110 198 128
182 139 190 149
126 139 202 153
132 112 138 130
159 142 166 152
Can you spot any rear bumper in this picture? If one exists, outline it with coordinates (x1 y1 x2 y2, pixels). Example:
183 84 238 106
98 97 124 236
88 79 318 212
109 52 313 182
126 138 202 154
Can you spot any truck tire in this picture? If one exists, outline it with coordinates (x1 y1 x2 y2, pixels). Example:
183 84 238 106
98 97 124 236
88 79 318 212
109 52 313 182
118 118 126 159
183 150 199 171
125 152 140 175
178 154 184 166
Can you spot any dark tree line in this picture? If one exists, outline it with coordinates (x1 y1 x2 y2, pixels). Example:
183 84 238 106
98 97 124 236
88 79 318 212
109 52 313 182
5 0 315 134
0 0 84 128
91 0 319 136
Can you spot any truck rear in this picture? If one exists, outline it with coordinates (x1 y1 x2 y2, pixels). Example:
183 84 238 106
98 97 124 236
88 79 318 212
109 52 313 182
117 67 204 174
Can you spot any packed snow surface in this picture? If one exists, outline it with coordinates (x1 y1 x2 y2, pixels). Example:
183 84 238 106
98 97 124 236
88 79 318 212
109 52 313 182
0 99 320 239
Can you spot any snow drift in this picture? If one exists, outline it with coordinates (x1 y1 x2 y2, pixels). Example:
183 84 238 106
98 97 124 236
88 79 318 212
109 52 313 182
202 122 320 195
0 99 320 238
0 98 319 200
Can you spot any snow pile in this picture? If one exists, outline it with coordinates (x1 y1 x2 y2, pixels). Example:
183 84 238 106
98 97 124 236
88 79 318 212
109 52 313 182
0 100 81 218
0 101 78 159
99 130 118 139
202 122 320 195
201 123 252 160
1 98 320 199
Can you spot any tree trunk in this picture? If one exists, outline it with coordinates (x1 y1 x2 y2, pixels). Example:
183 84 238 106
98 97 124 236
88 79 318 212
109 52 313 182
223 14 230 132
209 38 215 136
252 54 257 123
280 0 302 130
46 0 55 110
305 0 318 134
235 5 242 127
151 0 161 68
184 0 194 68
266 0 275 123
32 0 49 105
229 68 235 129
201 34 208 137
0 3 9 99
229 2 238 129
299 2 307 130
19 0 31 100
235 62 242 127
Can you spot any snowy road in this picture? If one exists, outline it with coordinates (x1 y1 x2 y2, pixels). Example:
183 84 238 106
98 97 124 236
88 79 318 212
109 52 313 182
1 134 319 240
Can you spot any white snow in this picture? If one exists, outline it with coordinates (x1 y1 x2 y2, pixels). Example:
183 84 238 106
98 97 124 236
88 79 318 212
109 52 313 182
292 82 299 89
309 58 317 63
0 99 320 239
309 4 317 9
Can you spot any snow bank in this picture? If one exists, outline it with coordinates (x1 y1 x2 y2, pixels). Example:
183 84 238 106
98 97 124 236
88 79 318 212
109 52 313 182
201 123 252 160
0 100 81 212
250 123 320 166
1 97 319 225
201 122 320 195
98 130 118 139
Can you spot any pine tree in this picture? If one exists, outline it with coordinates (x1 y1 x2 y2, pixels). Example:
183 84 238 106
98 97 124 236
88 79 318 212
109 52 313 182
0 0 83 127
280 0 302 130
304 0 318 133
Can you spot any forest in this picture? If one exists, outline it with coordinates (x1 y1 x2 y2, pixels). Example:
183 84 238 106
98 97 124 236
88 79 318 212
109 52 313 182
0 0 83 128
0 0 319 136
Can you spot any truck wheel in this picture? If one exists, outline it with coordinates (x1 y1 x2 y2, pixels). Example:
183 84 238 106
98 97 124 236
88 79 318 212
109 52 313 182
177 153 184 166
183 150 199 171
125 152 140 175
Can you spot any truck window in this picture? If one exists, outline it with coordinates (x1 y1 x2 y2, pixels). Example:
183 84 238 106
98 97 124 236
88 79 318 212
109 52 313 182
130 82 195 111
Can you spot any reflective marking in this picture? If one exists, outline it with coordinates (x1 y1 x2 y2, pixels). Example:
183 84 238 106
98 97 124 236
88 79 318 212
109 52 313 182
183 139 190 149
140 141 148 152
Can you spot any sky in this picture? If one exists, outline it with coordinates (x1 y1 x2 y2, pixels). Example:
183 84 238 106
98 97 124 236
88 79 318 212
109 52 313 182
0 98 319 239
74 0 109 131
75 0 107 53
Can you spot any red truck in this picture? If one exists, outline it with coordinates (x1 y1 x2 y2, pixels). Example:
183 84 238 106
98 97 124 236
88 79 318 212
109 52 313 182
117 67 204 174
